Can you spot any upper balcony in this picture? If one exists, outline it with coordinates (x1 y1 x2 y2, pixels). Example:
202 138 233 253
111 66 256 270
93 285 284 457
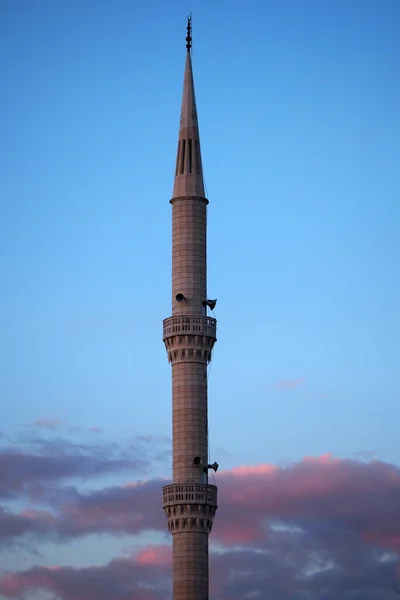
163 315 217 341
162 483 218 508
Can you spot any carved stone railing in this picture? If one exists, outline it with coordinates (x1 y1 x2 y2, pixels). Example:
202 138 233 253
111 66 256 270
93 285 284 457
162 483 218 508
163 316 217 341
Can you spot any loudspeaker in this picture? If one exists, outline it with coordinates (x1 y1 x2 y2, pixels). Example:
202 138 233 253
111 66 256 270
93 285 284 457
202 299 217 310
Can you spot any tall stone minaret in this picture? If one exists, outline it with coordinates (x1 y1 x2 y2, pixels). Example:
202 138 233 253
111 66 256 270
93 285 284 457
162 17 218 600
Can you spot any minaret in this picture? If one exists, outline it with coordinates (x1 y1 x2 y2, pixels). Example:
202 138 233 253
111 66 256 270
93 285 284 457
162 17 218 600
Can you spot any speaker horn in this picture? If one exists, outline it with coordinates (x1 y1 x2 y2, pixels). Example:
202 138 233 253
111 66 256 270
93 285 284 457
208 461 219 472
202 299 217 311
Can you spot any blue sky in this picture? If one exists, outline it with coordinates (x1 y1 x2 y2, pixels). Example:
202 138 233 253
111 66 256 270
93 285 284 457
2 0 399 464
0 1 400 596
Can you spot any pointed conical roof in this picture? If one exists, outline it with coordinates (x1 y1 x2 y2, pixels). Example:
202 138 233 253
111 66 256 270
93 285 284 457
172 46 206 199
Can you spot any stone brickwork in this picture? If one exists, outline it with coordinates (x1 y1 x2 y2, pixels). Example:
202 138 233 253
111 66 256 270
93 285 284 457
171 197 208 317
173 532 209 600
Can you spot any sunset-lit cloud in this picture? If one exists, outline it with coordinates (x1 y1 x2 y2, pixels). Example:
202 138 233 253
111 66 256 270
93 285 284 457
1 452 400 550
276 378 304 389
135 545 171 567
0 540 399 600
0 428 399 598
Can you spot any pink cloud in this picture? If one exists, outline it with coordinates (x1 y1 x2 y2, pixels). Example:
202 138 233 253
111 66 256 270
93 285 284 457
0 541 398 600
277 378 304 389
228 464 278 476
135 546 171 567
0 452 399 599
214 455 400 552
88 426 103 434
1 454 400 564
1 439 400 599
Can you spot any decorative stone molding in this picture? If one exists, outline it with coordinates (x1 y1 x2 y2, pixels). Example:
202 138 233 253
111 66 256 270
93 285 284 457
170 195 209 206
163 483 218 507
162 484 218 535
163 316 217 364
163 316 217 340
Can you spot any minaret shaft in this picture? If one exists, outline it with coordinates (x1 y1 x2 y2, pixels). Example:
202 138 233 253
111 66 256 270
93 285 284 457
162 21 217 600
172 197 207 317
172 361 208 482
173 532 209 599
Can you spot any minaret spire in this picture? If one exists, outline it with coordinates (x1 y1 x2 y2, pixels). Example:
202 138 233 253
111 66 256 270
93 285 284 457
172 16 205 199
162 16 218 600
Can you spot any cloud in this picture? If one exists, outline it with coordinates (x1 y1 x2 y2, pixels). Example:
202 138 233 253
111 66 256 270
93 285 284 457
276 378 304 389
0 454 400 598
0 479 166 546
0 554 171 600
0 506 57 545
136 434 171 445
0 542 399 600
0 443 139 499
216 455 400 550
88 426 104 434
31 418 103 434
353 450 377 460
135 546 171 567
2 455 400 551
31 418 65 430
0 431 167 500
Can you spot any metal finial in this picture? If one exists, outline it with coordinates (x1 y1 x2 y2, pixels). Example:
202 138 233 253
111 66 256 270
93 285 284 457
186 14 192 51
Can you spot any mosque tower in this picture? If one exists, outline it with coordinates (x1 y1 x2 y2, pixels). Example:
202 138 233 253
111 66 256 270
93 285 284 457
162 17 218 600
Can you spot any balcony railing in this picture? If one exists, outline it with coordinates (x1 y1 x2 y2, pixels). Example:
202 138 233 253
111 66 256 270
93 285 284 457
162 483 218 507
163 316 217 340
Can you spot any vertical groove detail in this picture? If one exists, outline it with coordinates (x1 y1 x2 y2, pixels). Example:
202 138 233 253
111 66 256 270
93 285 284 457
180 139 186 175
175 141 181 176
188 139 193 173
196 140 201 174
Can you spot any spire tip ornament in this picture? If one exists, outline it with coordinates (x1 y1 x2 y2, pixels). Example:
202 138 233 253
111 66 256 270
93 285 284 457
186 14 192 52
